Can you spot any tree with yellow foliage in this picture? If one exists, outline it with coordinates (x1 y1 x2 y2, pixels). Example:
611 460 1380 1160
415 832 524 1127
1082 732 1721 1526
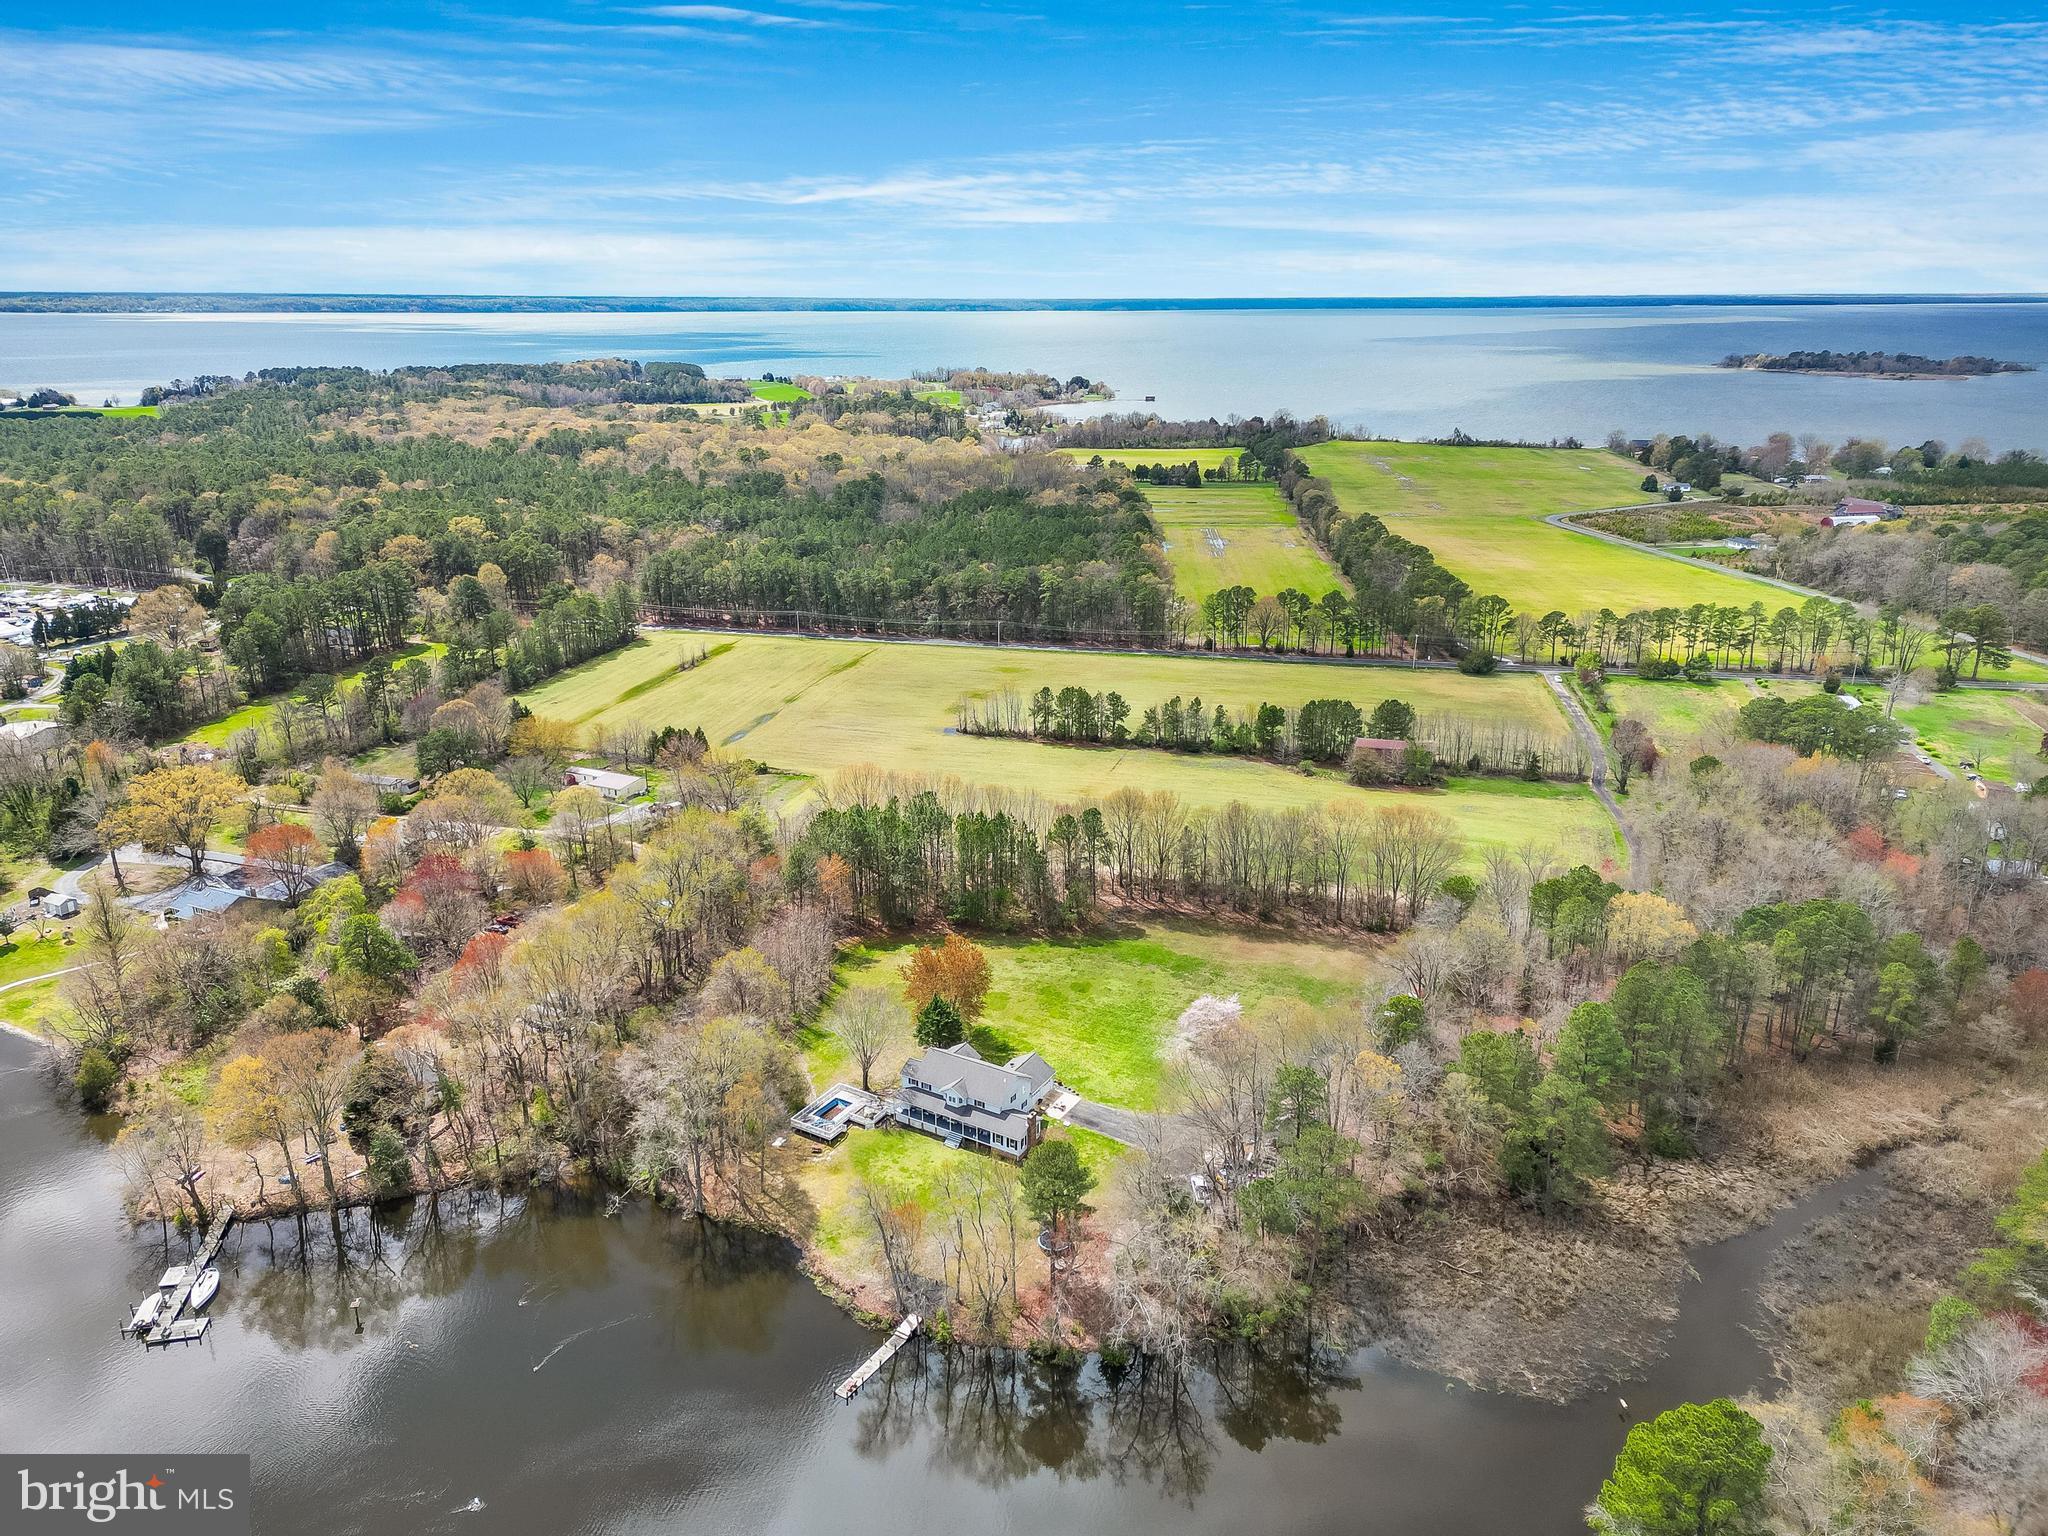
210 1054 303 1210
1605 891 1698 969
103 763 243 876
128 584 209 650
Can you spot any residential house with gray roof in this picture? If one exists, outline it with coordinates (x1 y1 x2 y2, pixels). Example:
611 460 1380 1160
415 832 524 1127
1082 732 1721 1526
895 1041 1056 1159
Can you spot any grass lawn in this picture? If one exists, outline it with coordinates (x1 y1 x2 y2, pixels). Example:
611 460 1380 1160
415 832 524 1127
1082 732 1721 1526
1877 687 2048 785
0 932 79 988
1299 440 1794 614
180 641 445 748
833 918 1370 1111
0 933 81 1038
913 388 962 408
1605 677 1751 744
1139 482 1343 606
1602 676 1827 746
513 629 1617 862
0 976 67 1037
749 381 812 403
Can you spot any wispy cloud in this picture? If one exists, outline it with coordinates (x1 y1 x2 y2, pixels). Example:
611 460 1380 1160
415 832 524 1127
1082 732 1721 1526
5 7 2046 295
630 5 830 26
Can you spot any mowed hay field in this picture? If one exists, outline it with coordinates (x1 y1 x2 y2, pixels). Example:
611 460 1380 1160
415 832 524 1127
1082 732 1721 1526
517 630 1619 861
1143 483 1340 603
1058 448 1344 603
1300 440 1790 614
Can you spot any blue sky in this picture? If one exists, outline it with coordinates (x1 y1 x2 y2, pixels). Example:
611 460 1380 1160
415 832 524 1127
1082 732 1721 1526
2 3 2044 296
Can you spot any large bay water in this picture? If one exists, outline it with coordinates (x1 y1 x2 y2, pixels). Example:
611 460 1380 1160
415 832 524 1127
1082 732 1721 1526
0 1028 1881 1535
5 302 2048 450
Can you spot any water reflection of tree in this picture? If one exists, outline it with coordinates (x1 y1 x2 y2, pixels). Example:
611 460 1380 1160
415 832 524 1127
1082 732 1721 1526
1207 1345 1354 1453
231 1191 506 1351
1100 1357 1215 1505
844 1342 1359 1506
647 1214 802 1355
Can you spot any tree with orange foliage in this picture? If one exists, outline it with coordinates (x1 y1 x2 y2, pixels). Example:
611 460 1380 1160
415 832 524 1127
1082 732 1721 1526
2011 968 2048 1041
505 847 567 906
903 933 992 1022
450 930 512 994
246 821 324 902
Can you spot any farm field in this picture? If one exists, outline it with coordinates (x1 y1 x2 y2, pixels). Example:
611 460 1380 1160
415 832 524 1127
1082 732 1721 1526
1299 440 1793 614
1141 483 1341 604
514 629 1619 863
748 380 811 402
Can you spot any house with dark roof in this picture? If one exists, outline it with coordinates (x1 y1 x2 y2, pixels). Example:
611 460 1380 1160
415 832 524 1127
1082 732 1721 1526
894 1041 1056 1159
1822 496 1901 528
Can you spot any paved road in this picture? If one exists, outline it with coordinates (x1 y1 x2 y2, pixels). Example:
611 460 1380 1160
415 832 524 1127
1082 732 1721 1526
1544 670 1638 878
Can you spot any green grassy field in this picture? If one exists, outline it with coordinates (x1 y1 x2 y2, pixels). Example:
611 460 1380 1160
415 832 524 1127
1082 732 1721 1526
1299 440 1794 614
748 381 811 403
1057 448 1342 601
1602 677 1792 746
913 387 963 408
1140 483 1343 605
1062 447 1253 473
834 920 1367 1111
514 629 1618 861
1879 687 2048 785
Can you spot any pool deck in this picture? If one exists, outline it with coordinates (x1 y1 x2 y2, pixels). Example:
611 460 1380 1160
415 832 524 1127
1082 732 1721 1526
791 1082 888 1145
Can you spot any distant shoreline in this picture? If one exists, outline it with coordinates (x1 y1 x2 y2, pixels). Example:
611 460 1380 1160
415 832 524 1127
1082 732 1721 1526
6 291 2048 316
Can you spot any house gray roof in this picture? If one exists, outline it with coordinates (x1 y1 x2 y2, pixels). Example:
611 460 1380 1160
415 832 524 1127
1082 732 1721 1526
1005 1051 1055 1095
906 1041 1054 1107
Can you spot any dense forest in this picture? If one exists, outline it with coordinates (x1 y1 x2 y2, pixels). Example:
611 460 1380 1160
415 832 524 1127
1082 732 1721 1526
0 363 1167 652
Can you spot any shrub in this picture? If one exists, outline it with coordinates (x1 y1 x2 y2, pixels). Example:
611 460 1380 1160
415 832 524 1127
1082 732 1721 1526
1457 648 1498 676
75 1047 120 1112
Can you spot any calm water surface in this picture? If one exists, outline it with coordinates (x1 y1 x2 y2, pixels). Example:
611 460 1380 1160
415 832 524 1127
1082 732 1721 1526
0 1029 1882 1535
5 303 2048 450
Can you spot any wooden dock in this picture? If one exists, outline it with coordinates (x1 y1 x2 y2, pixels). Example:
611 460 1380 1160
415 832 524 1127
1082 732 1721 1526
128 1205 234 1347
835 1313 919 1399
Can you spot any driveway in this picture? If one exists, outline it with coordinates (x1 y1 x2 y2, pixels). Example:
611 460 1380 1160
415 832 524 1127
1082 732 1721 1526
1062 1097 1149 1146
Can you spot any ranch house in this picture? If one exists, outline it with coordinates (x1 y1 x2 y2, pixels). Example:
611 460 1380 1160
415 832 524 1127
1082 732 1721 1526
562 765 647 801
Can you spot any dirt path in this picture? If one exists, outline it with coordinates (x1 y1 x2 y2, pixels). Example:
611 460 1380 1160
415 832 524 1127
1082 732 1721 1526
1544 670 1637 878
